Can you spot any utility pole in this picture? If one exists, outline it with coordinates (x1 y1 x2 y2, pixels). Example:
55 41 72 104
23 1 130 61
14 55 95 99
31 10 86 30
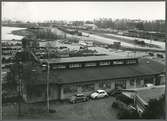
46 60 50 113
46 42 50 113
17 61 22 119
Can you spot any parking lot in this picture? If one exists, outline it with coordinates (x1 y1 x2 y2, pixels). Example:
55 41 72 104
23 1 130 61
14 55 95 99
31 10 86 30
3 96 119 120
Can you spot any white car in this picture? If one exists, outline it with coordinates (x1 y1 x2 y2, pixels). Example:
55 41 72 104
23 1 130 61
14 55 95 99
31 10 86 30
145 83 154 87
90 90 108 99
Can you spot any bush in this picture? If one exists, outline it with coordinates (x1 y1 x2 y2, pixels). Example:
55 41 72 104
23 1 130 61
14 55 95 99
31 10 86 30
117 109 140 119
142 95 165 119
112 102 118 108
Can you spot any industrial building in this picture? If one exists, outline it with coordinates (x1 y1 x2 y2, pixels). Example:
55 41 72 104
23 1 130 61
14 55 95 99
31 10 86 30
20 55 165 103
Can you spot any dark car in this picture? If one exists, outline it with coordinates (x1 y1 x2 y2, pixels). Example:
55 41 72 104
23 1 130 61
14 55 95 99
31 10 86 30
157 54 164 58
69 93 89 104
108 89 121 97
148 52 154 56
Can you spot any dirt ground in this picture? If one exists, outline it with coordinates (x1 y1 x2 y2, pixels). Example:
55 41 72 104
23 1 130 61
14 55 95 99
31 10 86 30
2 96 119 120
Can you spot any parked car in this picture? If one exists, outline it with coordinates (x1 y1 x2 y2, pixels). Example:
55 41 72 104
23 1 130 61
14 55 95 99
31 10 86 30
69 93 89 104
115 93 134 105
144 83 154 87
156 54 164 58
90 89 108 99
148 52 154 56
108 89 121 97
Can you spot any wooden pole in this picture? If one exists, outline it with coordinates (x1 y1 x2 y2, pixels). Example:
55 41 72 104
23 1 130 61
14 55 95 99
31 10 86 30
17 62 22 118
46 42 50 113
46 61 50 112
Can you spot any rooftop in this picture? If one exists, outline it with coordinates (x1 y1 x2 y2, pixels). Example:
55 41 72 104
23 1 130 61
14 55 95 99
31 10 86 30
40 55 138 64
24 58 165 85
121 85 165 105
135 85 165 103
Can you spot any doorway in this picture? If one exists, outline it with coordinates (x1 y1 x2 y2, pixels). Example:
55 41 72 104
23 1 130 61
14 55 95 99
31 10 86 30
115 80 126 89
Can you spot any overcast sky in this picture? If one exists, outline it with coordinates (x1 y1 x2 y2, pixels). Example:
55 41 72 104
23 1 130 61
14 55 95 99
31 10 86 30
2 2 165 22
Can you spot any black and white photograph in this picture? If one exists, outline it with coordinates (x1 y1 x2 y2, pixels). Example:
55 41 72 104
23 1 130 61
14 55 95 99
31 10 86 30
1 1 166 120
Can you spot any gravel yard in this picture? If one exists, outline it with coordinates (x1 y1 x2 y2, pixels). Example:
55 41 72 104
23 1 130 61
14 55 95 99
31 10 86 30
3 96 118 120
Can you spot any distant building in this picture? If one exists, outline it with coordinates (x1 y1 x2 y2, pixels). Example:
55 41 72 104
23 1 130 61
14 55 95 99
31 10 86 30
127 29 165 41
2 45 22 56
84 24 98 30
2 42 23 66
18 55 165 103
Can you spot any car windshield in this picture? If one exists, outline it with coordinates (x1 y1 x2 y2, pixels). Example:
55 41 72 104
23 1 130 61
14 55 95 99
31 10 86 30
97 90 104 93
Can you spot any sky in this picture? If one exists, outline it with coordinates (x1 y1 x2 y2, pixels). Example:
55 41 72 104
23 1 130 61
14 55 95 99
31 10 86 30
2 2 165 22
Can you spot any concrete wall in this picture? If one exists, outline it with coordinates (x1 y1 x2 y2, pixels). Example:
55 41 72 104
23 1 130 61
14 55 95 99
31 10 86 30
24 75 161 102
126 79 144 89
136 79 144 88
49 84 59 100
26 84 59 103
160 74 166 85
59 78 149 100
60 83 95 100
126 80 131 89
94 83 99 90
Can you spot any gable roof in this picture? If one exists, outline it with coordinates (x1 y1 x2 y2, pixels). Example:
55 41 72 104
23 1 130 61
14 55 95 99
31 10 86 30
121 85 165 106
135 85 165 103
40 56 138 64
23 58 165 85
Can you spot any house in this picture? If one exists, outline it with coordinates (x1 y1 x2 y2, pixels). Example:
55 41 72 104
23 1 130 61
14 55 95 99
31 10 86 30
19 55 165 103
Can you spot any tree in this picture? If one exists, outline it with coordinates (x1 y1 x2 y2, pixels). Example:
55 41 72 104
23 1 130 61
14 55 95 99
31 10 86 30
117 94 165 119
117 109 140 119
136 22 144 30
142 95 165 119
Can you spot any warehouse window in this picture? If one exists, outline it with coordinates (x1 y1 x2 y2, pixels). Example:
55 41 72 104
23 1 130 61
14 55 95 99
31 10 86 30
144 77 154 84
69 63 82 68
63 85 78 94
126 60 137 64
52 64 66 69
82 84 94 92
99 80 111 89
99 61 110 66
85 62 96 67
130 79 134 86
115 80 126 89
113 60 124 65
136 80 141 85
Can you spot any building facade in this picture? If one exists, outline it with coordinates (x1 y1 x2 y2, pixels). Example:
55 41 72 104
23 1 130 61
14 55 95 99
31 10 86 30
20 56 165 103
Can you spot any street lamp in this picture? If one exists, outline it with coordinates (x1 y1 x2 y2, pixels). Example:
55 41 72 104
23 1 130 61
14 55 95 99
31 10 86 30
44 41 56 113
42 63 50 113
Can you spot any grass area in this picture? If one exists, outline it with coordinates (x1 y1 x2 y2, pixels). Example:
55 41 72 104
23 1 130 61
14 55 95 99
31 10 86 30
3 96 118 120
11 29 34 37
